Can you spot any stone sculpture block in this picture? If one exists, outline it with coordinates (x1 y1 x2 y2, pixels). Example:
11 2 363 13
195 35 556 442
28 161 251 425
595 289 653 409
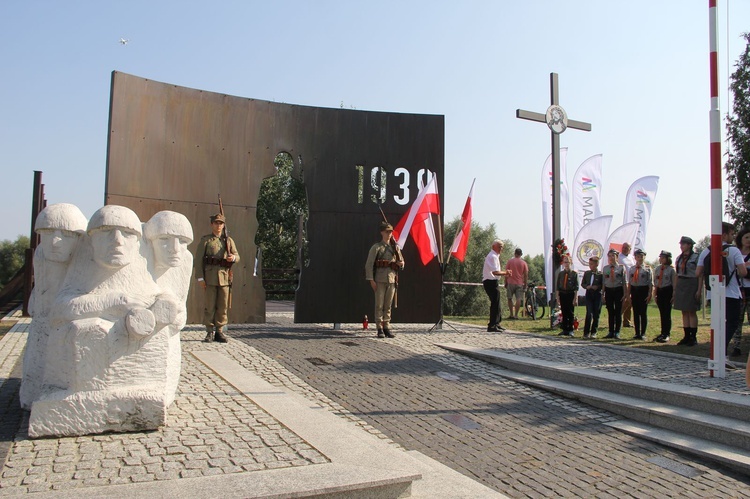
22 204 193 437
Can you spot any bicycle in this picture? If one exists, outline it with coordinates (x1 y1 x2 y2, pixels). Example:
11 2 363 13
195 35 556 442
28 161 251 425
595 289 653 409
524 283 546 320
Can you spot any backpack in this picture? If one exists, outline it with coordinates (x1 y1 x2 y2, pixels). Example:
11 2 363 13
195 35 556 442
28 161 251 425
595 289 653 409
703 243 738 291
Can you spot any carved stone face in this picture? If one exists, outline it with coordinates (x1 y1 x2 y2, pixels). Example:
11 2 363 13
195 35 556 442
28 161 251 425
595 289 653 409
90 228 139 268
39 229 79 263
152 234 188 268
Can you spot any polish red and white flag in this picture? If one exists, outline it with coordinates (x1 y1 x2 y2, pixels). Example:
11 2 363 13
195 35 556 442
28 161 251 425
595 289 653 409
393 174 440 265
449 179 475 262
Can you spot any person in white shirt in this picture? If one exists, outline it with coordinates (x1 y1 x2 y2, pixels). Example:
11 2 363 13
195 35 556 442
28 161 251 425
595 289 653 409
696 222 748 352
482 240 512 332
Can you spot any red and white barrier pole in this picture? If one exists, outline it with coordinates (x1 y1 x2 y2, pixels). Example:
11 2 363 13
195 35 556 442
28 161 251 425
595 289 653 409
708 0 725 378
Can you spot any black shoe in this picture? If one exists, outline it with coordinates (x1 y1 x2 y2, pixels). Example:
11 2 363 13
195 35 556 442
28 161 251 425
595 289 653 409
377 329 385 338
557 330 569 336
384 328 395 338
634 334 645 340
604 332 615 339
655 335 669 343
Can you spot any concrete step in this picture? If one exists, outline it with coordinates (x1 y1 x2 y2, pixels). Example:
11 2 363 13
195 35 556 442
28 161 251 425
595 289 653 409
436 343 750 422
437 343 750 472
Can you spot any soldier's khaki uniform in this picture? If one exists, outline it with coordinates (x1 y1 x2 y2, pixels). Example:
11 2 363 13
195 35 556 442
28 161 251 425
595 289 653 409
194 232 239 337
365 240 403 333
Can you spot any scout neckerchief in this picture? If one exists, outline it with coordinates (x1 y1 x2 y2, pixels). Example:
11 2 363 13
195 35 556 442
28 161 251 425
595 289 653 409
634 266 640 283
563 271 568 289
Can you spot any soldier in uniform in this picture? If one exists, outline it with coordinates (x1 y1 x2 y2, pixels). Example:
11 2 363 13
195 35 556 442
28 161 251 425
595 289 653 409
365 221 404 338
194 213 240 343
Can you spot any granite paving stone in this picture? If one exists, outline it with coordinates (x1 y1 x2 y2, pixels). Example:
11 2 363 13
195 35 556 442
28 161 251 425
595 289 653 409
3 307 750 497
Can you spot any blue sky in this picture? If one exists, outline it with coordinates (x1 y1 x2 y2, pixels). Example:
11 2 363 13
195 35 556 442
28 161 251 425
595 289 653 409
2 1 749 261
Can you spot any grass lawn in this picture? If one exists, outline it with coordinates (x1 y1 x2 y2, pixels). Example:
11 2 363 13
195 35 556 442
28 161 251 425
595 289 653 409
448 303 750 364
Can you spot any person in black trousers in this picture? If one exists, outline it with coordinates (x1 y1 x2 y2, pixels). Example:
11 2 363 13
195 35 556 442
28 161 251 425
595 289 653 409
556 255 579 337
582 256 604 339
602 249 627 339
653 250 676 342
627 249 653 340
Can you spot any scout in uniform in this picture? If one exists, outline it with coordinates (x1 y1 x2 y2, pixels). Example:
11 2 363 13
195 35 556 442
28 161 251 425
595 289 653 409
653 250 676 343
194 213 240 343
555 255 579 337
602 249 627 339
581 256 604 338
673 236 701 346
627 249 653 340
365 221 404 338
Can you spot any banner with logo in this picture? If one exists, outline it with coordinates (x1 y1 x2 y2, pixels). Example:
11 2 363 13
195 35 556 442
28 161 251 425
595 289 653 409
622 176 659 252
541 148 568 301
572 154 603 239
572 215 612 273
606 222 640 257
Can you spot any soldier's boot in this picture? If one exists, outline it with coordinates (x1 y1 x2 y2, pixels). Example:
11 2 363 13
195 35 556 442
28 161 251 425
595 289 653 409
383 323 395 338
203 327 214 343
214 326 228 343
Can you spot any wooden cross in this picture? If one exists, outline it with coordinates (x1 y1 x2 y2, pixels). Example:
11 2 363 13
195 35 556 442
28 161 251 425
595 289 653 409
517 73 592 246
516 73 591 309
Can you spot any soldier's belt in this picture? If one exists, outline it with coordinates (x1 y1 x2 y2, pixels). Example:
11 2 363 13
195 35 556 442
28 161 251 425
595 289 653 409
204 256 234 268
375 260 400 271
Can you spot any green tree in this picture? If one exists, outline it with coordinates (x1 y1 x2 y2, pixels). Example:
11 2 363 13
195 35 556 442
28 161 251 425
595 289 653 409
0 236 30 289
695 235 710 255
524 253 545 287
255 152 309 293
726 33 750 227
441 218 516 316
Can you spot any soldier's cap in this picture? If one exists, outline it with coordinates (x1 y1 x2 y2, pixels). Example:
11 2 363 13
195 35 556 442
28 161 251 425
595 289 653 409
589 255 600 262
679 236 695 245
634 248 646 256
379 221 393 232
607 248 619 256
659 250 672 258
210 213 226 224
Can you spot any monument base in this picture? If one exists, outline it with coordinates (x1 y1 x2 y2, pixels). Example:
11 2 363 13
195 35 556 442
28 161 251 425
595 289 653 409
28 386 166 438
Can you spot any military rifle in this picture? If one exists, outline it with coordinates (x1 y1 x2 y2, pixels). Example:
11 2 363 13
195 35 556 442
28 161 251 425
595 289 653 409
218 194 234 309
377 205 402 308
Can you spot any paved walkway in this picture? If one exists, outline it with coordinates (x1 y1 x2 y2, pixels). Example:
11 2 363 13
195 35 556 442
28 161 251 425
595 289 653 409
1 308 750 497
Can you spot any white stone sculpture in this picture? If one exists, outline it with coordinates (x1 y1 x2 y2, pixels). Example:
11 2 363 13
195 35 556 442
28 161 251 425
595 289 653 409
20 204 88 410
143 211 193 406
24 204 193 438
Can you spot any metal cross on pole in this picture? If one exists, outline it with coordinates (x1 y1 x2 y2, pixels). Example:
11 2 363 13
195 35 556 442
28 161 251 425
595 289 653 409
516 73 591 321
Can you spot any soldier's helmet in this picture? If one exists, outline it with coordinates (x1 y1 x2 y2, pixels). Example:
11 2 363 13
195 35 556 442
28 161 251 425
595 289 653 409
35 203 88 234
87 205 142 236
144 211 194 244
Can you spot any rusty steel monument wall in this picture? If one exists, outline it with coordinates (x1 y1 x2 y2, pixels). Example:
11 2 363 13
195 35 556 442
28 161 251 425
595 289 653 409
105 71 444 324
